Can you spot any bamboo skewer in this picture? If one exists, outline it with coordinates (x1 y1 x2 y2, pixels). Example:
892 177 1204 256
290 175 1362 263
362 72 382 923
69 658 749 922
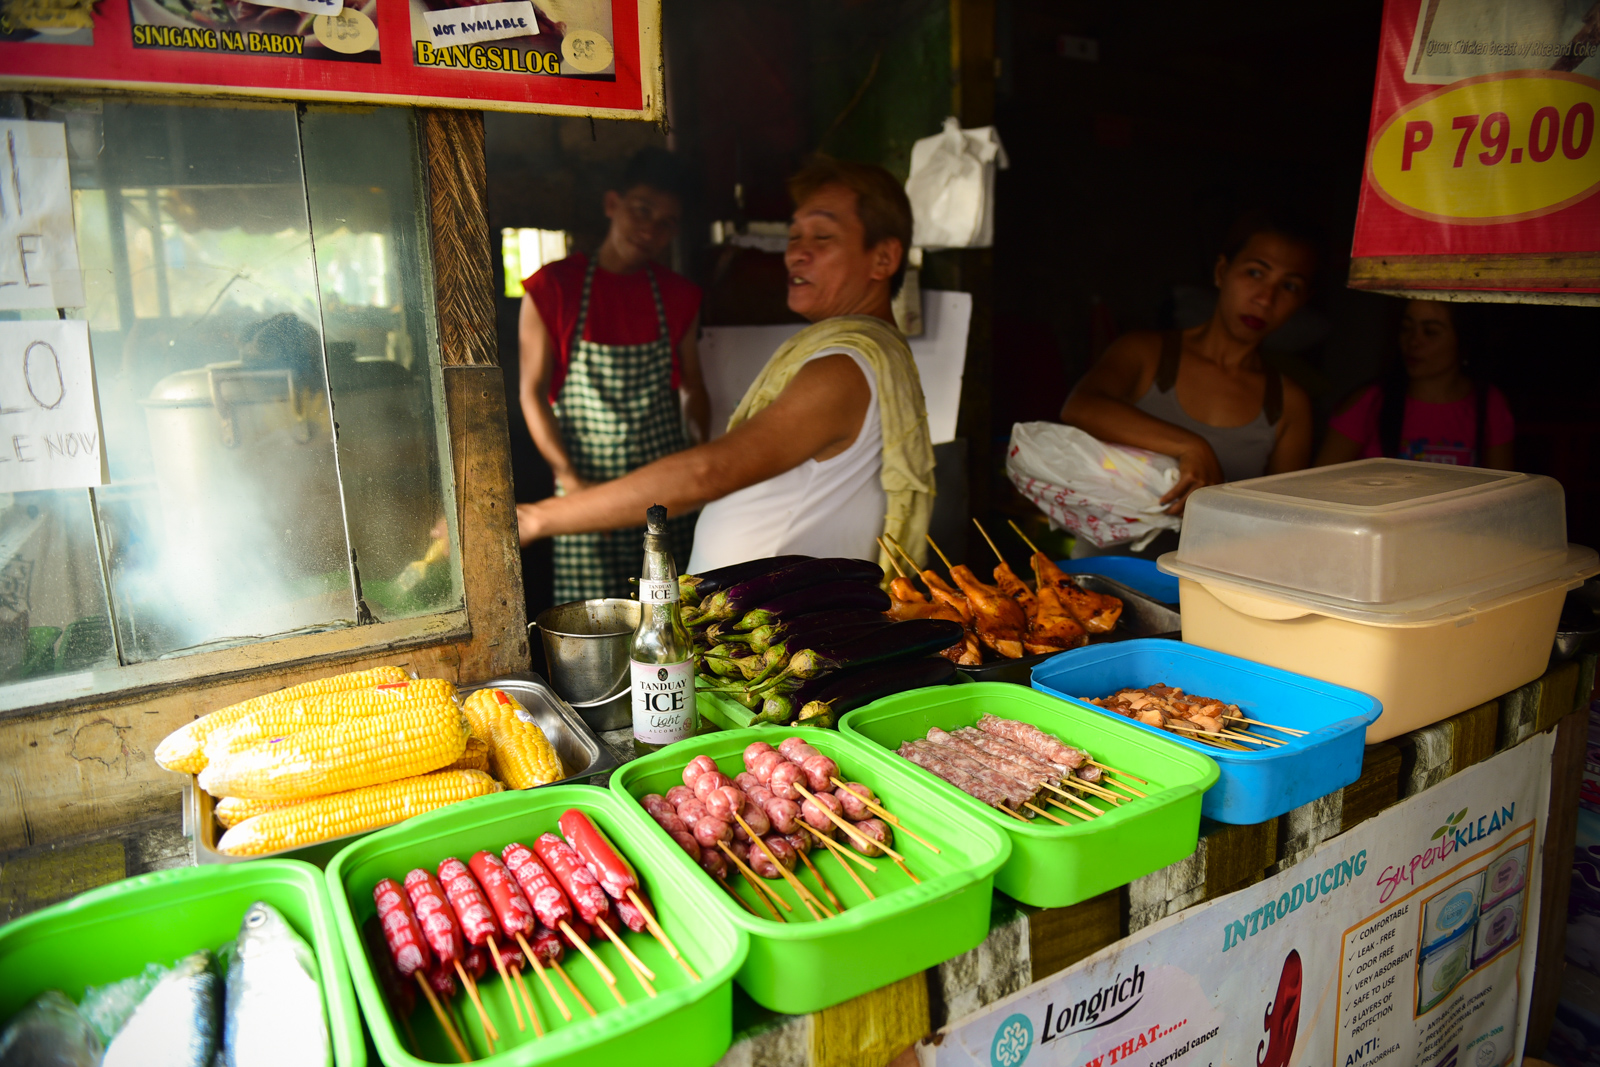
924 534 957 572
549 957 597 1018
1037 781 1101 815
998 804 1031 822
716 875 761 916
794 784 913 868
453 959 499 1048
1095 775 1147 799
399 1009 421 1060
1055 790 1105 816
557 920 626 1007
1168 725 1249 750
973 518 1007 563
1007 519 1042 555
484 938 526 1031
627 889 700 982
830 779 942 853
718 841 792 913
510 966 542 1038
734 812 836 918
1220 729 1284 748
893 857 921 884
1234 716 1308 736
515 932 572 1022
796 846 844 912
1055 776 1125 804
797 821 879 873
1045 798 1094 821
802 826 877 901
878 537 910 580
593 916 657 983
1024 801 1072 825
736 865 786 922
1089 759 1149 785
1089 776 1141 801
415 972 472 1063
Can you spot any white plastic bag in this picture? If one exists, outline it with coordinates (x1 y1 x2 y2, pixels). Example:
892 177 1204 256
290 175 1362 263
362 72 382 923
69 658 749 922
1005 422 1182 550
904 117 1008 250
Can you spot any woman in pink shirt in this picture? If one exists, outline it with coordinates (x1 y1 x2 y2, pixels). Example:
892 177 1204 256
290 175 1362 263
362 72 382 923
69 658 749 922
1317 299 1514 469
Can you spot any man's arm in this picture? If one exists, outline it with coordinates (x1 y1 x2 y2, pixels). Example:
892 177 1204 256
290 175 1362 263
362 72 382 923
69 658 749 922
518 293 586 493
519 353 870 544
678 314 712 444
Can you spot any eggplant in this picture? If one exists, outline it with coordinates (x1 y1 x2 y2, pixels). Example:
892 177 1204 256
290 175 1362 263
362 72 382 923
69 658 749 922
680 555 812 604
698 558 883 621
785 618 965 679
760 617 894 666
733 581 892 632
744 608 890 653
795 657 957 725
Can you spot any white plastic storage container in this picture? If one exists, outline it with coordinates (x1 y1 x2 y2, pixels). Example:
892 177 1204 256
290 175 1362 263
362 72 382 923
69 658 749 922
1160 459 1597 742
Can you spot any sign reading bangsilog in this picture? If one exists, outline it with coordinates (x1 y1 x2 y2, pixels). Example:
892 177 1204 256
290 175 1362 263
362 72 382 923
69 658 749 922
924 734 1553 1067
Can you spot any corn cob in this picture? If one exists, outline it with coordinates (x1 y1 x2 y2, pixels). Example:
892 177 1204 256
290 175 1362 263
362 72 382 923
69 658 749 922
217 770 500 856
198 698 469 801
443 735 491 773
462 688 564 789
215 795 304 829
201 678 459 766
155 665 412 774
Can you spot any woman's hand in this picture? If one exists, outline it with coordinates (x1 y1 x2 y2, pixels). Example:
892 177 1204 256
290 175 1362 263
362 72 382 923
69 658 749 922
1160 440 1224 516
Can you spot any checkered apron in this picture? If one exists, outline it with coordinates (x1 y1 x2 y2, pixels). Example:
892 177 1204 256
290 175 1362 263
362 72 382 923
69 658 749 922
551 260 695 602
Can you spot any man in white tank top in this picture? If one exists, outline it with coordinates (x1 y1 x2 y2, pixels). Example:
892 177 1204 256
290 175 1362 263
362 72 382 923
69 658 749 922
516 159 934 575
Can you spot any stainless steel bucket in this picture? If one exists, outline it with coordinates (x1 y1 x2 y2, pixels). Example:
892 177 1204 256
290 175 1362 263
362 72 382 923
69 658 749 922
532 598 641 732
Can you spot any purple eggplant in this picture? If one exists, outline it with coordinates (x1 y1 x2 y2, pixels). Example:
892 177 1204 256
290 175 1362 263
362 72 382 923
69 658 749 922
786 618 965 679
794 657 957 726
733 581 892 631
742 608 892 653
680 555 811 604
698 558 882 620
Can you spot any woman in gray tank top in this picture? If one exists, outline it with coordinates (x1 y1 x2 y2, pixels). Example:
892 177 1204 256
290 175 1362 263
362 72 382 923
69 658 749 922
1060 213 1319 521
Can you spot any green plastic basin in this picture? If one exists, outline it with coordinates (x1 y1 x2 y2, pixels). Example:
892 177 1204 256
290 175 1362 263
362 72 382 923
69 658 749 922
839 683 1219 908
326 785 746 1067
0 860 363 1066
609 726 1011 1015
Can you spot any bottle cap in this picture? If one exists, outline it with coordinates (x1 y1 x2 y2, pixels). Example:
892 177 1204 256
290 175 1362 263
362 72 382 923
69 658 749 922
646 504 667 534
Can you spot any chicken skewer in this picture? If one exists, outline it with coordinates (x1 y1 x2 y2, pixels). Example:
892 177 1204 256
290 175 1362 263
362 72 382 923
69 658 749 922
1008 521 1123 632
925 534 1028 659
974 518 1088 655
883 536 983 664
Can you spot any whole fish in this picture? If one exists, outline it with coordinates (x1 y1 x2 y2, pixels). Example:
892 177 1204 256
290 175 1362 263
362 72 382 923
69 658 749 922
103 951 220 1067
0 990 102 1067
223 901 329 1067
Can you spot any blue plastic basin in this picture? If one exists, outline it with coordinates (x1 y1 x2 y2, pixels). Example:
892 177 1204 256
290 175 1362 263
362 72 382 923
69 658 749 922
1060 558 1180 605
1031 639 1382 824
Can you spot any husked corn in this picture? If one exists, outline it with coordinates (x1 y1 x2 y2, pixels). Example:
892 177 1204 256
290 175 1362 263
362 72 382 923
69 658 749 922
462 688 564 789
155 665 411 774
217 770 500 856
214 795 304 829
443 735 491 773
201 678 459 766
198 699 468 801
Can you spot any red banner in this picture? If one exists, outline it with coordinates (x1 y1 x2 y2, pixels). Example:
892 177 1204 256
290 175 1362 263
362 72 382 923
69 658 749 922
1352 0 1600 277
0 0 659 120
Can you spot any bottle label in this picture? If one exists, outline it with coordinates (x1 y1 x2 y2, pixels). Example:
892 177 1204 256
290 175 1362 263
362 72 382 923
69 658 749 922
639 578 679 604
631 659 696 745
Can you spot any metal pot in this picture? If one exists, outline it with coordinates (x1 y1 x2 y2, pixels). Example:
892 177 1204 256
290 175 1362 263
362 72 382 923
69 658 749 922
532 598 640 732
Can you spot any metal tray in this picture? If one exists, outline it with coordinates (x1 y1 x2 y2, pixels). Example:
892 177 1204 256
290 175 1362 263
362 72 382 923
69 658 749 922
956 573 1182 684
186 671 618 865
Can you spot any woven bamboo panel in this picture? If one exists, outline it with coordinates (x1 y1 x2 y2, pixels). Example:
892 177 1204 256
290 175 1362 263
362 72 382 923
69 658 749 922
423 109 497 368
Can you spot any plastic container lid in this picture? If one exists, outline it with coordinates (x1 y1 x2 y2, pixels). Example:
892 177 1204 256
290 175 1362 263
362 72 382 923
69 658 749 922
1159 458 1598 623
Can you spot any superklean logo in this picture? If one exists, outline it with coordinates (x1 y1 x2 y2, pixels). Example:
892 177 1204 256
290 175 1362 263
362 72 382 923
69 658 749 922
992 1013 1033 1067
1374 804 1515 904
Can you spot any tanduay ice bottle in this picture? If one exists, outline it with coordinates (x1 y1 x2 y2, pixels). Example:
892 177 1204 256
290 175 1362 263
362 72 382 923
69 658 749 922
629 504 697 755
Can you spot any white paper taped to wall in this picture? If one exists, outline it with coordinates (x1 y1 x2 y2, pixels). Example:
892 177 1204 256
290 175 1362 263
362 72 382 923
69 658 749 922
0 320 108 492
0 120 85 311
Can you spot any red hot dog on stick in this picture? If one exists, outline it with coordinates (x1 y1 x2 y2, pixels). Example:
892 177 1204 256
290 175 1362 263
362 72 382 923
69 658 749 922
502 841 575 932
533 833 611 926
374 878 430 978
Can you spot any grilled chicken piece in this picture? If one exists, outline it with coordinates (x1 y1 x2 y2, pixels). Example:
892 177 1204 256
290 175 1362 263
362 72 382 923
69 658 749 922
920 570 974 626
939 629 984 666
993 562 1037 615
1031 552 1122 633
949 565 1027 659
1027 558 1088 652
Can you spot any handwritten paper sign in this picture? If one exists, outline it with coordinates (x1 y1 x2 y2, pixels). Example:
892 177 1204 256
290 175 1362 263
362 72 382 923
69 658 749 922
0 320 107 492
0 121 84 311
425 1 540 46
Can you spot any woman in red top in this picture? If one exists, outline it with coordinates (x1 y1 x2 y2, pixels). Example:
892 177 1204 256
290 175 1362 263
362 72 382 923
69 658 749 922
518 148 708 601
1317 299 1514 470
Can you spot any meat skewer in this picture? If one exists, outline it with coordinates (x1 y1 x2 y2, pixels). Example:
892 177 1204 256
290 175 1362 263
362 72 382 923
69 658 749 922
468 851 543 1036
439 858 524 1034
732 810 835 918
501 842 579 1021
925 534 1028 659
406 868 498 1051
792 783 913 868
374 879 471 1063
829 779 941 854
1007 521 1122 633
531 834 628 1006
973 519 1038 615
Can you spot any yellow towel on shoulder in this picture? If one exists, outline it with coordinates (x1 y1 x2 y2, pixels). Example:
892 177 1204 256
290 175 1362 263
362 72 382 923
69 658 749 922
726 314 935 576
